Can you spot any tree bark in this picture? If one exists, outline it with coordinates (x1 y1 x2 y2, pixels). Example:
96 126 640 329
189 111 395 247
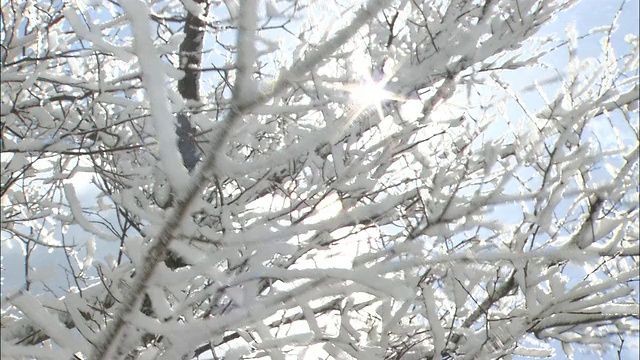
176 0 210 172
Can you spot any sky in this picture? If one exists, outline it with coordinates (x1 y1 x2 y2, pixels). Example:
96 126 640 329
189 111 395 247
507 1 639 359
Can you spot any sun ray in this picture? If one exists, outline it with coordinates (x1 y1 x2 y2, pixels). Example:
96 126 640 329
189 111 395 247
342 66 406 125
329 60 409 144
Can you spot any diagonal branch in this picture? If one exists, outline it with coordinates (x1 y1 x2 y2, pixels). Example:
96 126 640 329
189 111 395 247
89 0 391 359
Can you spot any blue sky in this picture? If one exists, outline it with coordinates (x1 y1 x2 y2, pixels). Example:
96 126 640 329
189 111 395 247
509 1 639 359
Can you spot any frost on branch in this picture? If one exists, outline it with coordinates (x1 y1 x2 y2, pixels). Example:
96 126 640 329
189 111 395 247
1 0 638 359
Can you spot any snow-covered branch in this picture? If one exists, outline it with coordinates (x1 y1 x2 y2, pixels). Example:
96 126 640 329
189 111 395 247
2 0 638 359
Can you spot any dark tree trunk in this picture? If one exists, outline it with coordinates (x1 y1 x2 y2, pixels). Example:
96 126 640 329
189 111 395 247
178 0 209 102
164 1 211 269
176 0 210 172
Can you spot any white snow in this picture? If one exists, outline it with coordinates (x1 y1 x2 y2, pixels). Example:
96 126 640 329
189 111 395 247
10 291 90 356
62 7 133 61
4 1 639 360
265 0 280 18
180 0 205 17
233 0 259 102
63 183 118 241
120 0 191 194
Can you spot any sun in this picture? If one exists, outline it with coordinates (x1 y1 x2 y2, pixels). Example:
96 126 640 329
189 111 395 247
345 72 404 106
342 71 405 122
348 77 394 106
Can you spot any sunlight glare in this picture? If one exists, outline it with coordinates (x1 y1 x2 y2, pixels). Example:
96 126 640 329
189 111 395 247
349 78 392 108
347 74 403 108
340 71 406 127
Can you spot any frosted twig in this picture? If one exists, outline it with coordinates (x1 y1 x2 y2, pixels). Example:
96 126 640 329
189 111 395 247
120 0 191 194
89 0 391 359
